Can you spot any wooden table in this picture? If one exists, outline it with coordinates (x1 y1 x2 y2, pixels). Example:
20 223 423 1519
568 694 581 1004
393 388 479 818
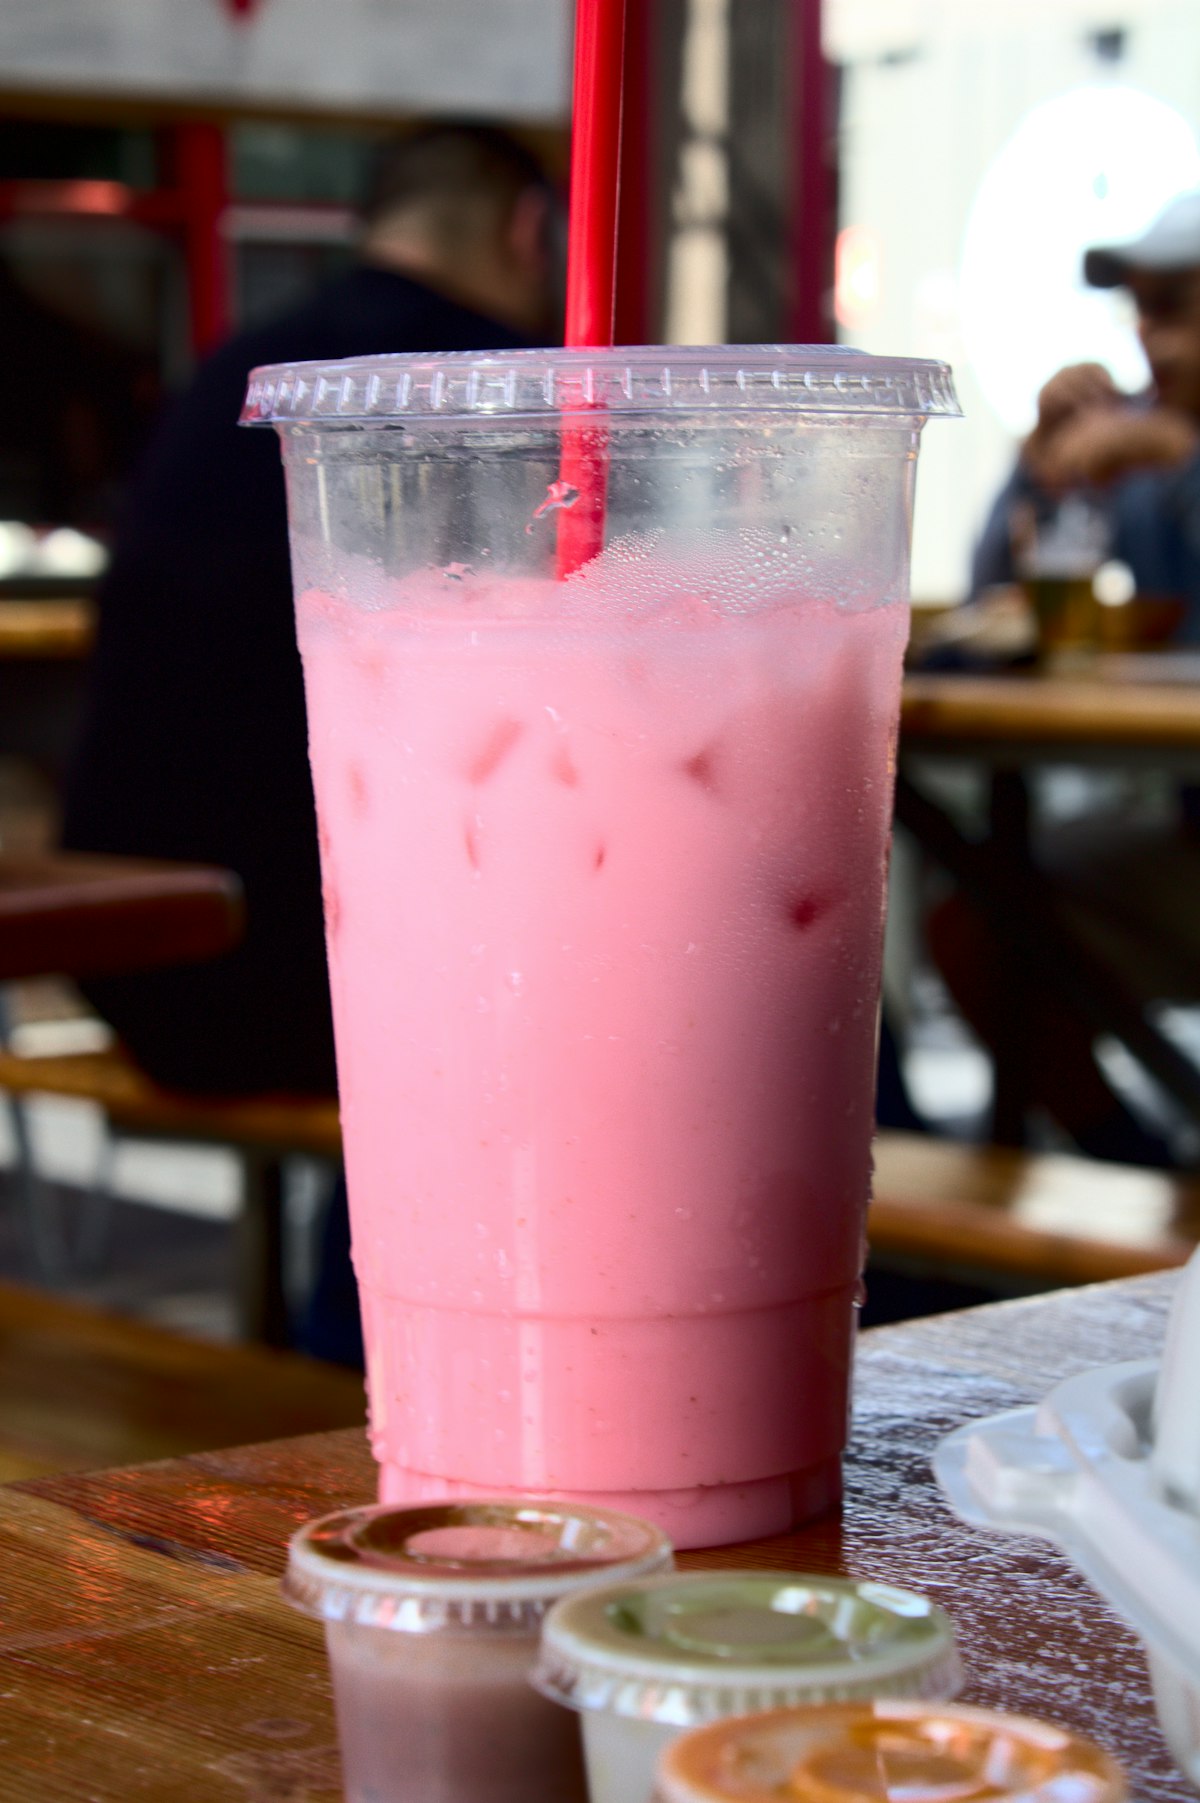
0 1273 1186 1800
897 668 1200 1142
0 851 244 981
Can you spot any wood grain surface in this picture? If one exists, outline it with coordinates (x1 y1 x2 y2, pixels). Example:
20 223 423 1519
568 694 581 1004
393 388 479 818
0 1274 1185 1800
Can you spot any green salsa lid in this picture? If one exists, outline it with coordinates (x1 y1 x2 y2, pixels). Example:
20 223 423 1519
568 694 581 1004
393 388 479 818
533 1572 961 1726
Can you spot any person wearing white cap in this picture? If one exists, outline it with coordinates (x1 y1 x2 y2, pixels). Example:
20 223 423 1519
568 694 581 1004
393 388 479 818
926 190 1200 1171
971 187 1200 638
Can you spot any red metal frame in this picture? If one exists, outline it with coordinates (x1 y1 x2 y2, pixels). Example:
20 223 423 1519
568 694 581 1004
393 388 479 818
0 120 233 358
613 0 655 347
172 122 231 355
789 0 834 345
0 179 186 227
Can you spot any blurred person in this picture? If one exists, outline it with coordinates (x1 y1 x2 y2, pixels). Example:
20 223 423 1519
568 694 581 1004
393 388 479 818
0 258 157 530
60 125 558 1359
929 192 1200 1165
63 123 556 1096
971 188 1200 634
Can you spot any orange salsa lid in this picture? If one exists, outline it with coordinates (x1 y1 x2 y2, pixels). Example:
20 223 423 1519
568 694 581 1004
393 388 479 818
656 1700 1127 1802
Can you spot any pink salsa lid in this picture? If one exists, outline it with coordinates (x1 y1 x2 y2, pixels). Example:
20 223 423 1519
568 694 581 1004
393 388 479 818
284 1499 673 1635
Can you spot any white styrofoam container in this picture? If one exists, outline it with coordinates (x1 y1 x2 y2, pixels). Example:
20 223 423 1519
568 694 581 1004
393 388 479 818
933 1248 1200 1792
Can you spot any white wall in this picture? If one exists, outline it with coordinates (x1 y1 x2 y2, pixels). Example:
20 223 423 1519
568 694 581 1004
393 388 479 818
829 0 1200 602
0 0 572 120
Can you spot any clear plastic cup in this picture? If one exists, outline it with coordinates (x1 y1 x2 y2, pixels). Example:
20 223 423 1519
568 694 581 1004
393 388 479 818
283 1498 672 1803
532 1569 961 1803
654 1700 1128 1802
244 347 959 1548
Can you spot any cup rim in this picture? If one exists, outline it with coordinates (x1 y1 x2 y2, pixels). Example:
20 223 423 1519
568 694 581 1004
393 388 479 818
241 343 961 430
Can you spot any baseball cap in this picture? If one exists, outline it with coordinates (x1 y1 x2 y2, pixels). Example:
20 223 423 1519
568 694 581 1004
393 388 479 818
1084 189 1200 287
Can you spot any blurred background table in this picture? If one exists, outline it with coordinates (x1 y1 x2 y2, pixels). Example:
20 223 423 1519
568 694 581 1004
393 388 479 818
0 595 95 780
897 666 1200 1145
0 1278 365 1484
0 1271 1187 1801
901 665 1200 760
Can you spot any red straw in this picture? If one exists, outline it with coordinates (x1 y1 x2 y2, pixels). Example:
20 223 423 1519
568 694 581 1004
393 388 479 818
564 0 627 348
557 0 626 577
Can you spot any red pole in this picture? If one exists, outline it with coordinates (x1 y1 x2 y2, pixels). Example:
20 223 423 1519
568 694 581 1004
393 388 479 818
613 0 654 346
174 122 231 357
789 0 833 344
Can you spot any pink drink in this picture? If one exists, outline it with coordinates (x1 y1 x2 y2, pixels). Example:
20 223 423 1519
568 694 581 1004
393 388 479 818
246 343 959 1548
298 566 907 1547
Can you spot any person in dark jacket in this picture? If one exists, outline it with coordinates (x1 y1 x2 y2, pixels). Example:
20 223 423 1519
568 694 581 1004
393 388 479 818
62 125 557 1098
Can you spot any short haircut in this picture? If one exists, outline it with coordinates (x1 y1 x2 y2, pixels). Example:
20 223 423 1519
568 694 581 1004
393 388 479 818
361 123 550 234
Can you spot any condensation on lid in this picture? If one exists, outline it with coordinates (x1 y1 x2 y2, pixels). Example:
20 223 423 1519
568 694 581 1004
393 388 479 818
283 1499 672 1633
533 1573 961 1724
240 345 961 428
657 1701 1128 1802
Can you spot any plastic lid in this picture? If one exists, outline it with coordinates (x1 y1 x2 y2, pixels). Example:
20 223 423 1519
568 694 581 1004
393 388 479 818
657 1701 1128 1801
284 1499 672 1634
241 345 960 429
533 1572 961 1725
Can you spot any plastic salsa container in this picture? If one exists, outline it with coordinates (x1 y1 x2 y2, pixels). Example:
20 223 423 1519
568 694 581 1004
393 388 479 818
284 1498 672 1803
655 1700 1128 1801
532 1571 961 1803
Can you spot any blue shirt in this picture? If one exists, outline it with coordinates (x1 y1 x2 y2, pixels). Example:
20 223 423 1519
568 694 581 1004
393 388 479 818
971 452 1200 646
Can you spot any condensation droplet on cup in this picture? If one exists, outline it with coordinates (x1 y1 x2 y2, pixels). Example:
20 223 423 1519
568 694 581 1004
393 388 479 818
675 1206 693 1221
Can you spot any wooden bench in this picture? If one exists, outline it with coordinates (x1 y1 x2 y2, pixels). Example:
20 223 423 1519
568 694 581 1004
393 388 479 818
0 1277 364 1484
2 1049 1197 1336
0 1045 341 1346
0 850 244 982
